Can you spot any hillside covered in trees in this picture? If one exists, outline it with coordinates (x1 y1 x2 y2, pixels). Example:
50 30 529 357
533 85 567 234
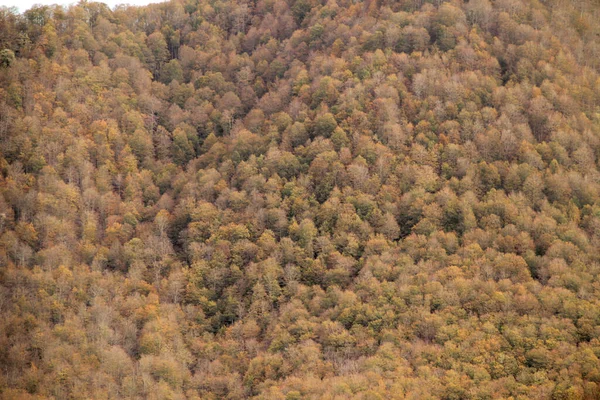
1 0 600 398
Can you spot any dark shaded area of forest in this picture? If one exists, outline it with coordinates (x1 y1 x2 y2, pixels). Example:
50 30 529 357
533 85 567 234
1 0 600 398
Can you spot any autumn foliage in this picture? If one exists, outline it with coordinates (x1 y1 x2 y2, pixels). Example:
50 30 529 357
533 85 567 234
1 0 600 398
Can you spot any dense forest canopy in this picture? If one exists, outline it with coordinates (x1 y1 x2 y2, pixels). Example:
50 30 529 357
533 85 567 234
1 0 600 398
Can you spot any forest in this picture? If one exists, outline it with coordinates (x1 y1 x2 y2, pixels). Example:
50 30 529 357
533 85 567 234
1 0 600 398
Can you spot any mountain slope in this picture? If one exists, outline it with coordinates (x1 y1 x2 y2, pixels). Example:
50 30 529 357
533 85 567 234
1 0 600 398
